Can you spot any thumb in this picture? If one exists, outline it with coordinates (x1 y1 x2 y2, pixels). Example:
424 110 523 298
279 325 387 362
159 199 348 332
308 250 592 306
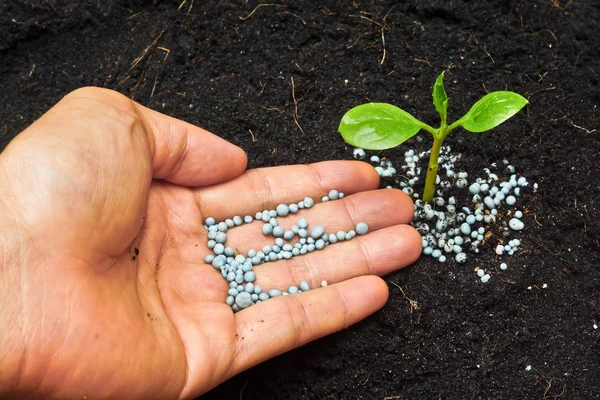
0 87 247 259
133 95 248 187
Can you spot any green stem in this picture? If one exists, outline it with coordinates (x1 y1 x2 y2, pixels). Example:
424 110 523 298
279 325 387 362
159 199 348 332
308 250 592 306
422 132 445 203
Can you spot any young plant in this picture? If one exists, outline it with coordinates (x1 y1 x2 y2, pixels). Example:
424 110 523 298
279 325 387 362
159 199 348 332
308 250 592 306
338 72 528 202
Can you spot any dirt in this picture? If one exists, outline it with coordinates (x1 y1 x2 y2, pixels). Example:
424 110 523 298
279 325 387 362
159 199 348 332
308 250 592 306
1 0 599 398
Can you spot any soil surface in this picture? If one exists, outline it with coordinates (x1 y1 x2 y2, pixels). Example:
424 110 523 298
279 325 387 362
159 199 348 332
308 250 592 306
1 0 599 399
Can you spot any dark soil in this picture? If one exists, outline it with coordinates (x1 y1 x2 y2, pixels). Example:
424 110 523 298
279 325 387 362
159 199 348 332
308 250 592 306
1 0 599 398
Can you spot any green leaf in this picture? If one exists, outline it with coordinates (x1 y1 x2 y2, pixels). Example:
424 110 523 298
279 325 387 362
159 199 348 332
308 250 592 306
454 91 529 133
338 103 423 150
432 71 448 125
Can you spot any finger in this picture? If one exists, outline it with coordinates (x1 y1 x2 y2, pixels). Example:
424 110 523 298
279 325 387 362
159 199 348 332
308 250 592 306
230 275 388 376
133 100 248 187
220 189 414 254
197 161 379 221
253 224 421 291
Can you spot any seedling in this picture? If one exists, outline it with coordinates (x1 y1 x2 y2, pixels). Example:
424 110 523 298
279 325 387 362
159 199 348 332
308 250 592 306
338 72 528 202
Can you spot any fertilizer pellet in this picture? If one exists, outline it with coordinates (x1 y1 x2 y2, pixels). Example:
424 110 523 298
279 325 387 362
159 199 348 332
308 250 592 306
311 226 325 239
215 232 227 244
508 218 525 231
234 293 252 309
205 217 216 227
276 204 289 217
204 191 372 311
353 148 366 159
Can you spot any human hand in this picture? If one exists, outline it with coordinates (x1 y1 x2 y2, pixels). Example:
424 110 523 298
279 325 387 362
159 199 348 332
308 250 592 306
0 88 420 399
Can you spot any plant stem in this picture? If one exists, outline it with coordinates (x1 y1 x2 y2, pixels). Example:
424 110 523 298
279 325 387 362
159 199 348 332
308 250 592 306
422 137 443 202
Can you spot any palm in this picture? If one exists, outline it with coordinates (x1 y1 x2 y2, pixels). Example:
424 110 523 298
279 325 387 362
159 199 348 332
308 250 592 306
0 88 420 399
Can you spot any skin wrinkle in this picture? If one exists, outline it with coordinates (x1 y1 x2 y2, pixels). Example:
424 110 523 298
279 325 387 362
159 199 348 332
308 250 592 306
331 284 351 329
88 138 101 207
184 313 219 395
340 195 362 227
164 122 195 182
356 237 376 276
286 294 313 350
159 187 201 240
307 163 328 194
245 168 276 211
159 117 178 180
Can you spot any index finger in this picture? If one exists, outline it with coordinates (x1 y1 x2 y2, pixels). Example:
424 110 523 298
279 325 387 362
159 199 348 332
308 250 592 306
196 161 379 221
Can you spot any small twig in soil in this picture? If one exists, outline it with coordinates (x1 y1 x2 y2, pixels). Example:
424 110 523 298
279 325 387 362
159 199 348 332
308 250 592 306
130 70 147 97
290 76 304 134
542 0 573 11
157 46 171 62
549 116 596 134
28 64 36 78
281 11 306 24
380 7 393 65
150 70 159 99
186 0 194 15
127 11 142 19
525 86 556 100
320 6 335 16
464 31 479 44
543 378 552 397
483 46 495 64
389 282 419 312
414 58 432 66
517 4 524 26
481 82 490 93
239 380 248 399
257 82 266 96
260 105 284 113
240 4 284 21
349 14 383 27
347 31 374 49
248 129 256 143
532 29 558 43
116 73 132 88
129 30 164 71
553 384 567 399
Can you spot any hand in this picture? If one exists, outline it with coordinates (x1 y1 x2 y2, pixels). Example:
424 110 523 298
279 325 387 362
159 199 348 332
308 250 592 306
0 88 420 399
